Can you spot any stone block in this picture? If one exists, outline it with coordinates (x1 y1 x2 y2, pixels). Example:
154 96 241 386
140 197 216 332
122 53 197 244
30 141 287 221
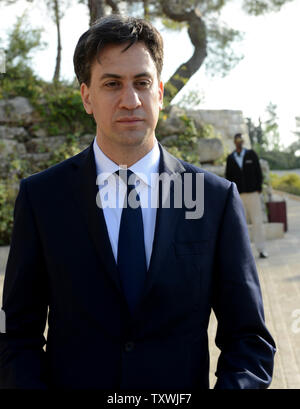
0 97 35 125
0 125 29 141
25 136 66 153
197 137 224 163
24 152 51 163
0 139 26 156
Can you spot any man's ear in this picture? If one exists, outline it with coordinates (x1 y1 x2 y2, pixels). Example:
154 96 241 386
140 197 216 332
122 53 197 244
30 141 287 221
158 80 164 110
80 83 93 115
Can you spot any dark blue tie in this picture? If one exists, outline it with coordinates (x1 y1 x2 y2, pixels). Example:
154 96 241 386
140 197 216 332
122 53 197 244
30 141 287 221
117 170 147 315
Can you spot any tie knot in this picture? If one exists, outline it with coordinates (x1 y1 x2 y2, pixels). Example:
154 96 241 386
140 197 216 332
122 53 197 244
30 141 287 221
116 169 136 189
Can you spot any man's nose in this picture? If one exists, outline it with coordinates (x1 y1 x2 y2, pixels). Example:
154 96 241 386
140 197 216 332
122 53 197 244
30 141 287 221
119 85 142 110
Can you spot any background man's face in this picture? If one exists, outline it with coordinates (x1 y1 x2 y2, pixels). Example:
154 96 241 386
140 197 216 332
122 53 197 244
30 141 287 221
81 41 164 151
235 137 243 150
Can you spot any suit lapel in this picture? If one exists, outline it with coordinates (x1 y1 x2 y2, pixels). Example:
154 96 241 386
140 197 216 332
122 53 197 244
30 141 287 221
242 148 248 169
70 143 123 296
69 142 187 320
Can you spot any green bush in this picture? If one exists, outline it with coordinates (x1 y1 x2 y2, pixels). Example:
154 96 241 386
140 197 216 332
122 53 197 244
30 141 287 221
0 182 16 245
160 112 219 166
32 83 96 136
0 135 82 245
259 150 300 170
270 173 300 196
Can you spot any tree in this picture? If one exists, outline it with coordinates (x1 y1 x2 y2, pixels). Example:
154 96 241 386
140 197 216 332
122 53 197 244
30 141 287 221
79 0 294 105
248 103 282 153
51 0 62 82
3 13 44 72
263 102 281 151
0 12 45 98
1 0 295 100
288 116 300 155
246 116 267 153
294 116 300 139
78 0 120 24
0 0 69 82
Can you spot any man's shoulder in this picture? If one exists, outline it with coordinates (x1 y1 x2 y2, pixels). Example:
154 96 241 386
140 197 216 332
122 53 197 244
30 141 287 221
178 158 232 192
226 151 236 160
245 148 258 157
23 145 90 188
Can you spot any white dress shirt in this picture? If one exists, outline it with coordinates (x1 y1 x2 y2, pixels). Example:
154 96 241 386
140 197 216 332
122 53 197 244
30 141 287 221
233 148 246 169
93 137 160 269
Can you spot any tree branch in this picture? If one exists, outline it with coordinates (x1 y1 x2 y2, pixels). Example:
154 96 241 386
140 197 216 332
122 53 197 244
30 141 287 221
105 0 120 13
161 2 207 104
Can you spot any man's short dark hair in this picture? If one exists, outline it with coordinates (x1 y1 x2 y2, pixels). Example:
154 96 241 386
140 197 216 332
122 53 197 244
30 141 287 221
234 133 243 140
73 14 164 86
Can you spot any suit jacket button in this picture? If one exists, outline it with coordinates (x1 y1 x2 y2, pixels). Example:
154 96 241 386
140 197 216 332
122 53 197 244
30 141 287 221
124 341 135 352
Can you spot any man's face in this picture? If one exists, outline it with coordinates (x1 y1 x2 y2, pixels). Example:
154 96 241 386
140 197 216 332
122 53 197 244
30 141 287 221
235 137 243 150
80 41 164 152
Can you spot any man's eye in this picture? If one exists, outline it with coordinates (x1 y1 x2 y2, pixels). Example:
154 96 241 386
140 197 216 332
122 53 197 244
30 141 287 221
105 81 121 88
136 80 151 88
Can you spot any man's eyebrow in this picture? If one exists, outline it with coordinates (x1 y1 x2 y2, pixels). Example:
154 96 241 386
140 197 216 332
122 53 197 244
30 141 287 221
99 72 153 81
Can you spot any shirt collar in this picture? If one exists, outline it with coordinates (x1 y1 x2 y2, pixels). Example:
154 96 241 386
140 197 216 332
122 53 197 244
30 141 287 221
234 148 246 157
93 136 160 187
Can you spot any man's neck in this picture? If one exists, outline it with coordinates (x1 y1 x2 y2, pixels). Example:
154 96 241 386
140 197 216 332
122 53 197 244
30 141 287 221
96 135 156 168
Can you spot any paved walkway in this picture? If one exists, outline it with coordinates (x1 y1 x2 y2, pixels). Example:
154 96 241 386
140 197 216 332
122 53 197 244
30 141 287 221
208 191 300 389
1 192 300 389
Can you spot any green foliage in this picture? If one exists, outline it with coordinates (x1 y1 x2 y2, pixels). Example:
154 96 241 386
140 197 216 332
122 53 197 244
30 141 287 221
161 17 187 31
242 0 294 15
160 110 219 165
0 12 45 99
247 102 284 160
4 12 44 65
263 102 281 151
0 181 15 245
0 13 95 135
0 135 82 245
205 18 244 78
46 134 82 165
33 82 96 136
258 150 300 170
270 172 300 196
175 86 204 110
161 114 199 164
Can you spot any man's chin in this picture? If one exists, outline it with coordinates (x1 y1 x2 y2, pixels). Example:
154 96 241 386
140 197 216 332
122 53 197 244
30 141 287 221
117 132 152 146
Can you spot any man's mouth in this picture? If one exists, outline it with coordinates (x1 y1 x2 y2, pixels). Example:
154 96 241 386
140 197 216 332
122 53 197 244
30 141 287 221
117 117 144 123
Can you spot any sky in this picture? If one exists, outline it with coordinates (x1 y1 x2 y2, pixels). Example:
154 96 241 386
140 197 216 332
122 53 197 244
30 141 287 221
0 0 300 148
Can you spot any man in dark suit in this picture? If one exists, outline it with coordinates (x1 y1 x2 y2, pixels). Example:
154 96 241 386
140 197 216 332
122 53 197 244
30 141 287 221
225 133 268 259
0 15 275 389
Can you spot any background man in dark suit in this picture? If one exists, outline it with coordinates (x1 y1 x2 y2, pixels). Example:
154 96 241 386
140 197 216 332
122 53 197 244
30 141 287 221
0 15 275 389
225 133 268 259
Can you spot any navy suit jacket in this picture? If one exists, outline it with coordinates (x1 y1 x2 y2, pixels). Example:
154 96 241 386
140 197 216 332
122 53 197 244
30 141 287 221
0 142 275 389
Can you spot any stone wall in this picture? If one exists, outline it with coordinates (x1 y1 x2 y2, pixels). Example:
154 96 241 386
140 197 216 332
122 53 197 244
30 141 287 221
0 96 252 176
157 105 251 165
187 109 251 152
0 96 94 178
